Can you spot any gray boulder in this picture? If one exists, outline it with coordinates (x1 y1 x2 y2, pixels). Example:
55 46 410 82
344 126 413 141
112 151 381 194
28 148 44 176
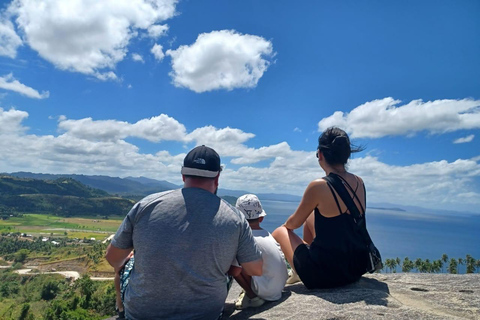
105 273 479 319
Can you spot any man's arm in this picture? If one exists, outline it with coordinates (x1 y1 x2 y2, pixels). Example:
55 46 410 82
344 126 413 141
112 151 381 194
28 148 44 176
240 259 263 276
105 243 133 271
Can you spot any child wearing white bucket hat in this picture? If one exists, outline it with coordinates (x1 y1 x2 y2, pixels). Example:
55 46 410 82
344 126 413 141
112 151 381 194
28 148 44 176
232 194 288 309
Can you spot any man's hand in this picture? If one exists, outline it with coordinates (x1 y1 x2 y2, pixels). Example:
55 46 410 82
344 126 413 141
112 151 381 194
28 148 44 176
105 243 133 271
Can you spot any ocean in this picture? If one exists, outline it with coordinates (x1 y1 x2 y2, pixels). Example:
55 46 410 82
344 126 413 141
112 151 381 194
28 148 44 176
258 200 480 273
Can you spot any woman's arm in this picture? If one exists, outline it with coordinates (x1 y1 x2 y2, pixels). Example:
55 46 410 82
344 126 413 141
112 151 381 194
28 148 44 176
283 179 323 230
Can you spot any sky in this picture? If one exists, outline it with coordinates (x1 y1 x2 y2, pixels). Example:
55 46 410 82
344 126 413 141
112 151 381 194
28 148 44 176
0 0 479 213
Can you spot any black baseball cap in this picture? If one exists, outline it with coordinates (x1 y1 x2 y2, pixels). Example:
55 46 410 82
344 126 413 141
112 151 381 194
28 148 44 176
181 145 222 178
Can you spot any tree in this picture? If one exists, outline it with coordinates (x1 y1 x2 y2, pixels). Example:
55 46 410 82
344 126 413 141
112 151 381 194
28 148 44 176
475 260 480 273
417 259 431 273
448 258 458 274
385 259 396 273
402 257 414 273
41 280 60 301
76 274 95 309
414 258 423 272
465 255 476 274
458 257 464 273
441 253 448 272
18 303 32 320
431 260 442 273
14 249 29 263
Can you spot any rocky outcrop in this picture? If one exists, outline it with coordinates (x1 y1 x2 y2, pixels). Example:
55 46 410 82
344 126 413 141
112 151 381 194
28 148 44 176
106 273 480 319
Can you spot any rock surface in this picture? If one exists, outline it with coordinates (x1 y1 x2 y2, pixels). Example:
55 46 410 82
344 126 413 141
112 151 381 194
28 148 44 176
105 273 480 319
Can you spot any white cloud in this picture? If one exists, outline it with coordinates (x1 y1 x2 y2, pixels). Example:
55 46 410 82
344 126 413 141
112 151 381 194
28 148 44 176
0 73 49 99
2 107 480 213
0 19 23 58
0 107 29 133
58 114 187 142
453 134 474 144
166 30 274 93
349 156 480 210
132 53 144 63
6 0 177 79
318 98 480 138
293 127 301 133
148 24 169 38
151 43 165 61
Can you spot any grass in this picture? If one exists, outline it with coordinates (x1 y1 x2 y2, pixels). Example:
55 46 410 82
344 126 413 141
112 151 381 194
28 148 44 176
0 213 123 275
0 214 123 240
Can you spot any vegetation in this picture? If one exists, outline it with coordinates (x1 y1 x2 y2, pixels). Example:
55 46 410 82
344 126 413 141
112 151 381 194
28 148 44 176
0 176 134 218
1 175 479 319
0 270 115 320
382 253 480 274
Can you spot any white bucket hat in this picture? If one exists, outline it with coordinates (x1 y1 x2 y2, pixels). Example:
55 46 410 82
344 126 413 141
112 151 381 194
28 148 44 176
235 194 267 220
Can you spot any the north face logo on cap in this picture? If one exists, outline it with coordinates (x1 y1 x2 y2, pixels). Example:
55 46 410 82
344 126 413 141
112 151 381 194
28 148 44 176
193 158 206 165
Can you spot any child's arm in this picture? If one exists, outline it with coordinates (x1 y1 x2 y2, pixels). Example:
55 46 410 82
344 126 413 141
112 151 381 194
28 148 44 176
228 258 242 277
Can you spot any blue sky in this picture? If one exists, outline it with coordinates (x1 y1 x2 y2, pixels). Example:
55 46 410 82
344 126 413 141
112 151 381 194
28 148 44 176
0 0 479 213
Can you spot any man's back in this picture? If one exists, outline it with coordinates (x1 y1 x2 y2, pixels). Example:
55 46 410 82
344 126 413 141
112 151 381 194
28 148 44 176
112 188 260 319
251 228 288 301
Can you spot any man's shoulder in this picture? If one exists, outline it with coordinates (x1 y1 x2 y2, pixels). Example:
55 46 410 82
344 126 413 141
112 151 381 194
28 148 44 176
219 198 243 216
138 189 180 205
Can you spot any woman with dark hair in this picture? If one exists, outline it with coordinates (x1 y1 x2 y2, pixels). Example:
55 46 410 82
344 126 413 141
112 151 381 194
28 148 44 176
272 127 369 289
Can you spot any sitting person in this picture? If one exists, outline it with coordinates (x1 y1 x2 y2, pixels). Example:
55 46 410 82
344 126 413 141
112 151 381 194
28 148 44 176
272 127 370 289
106 146 262 319
232 194 288 309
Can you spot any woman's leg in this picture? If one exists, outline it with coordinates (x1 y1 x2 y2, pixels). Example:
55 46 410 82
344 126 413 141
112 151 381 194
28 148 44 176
272 226 305 272
302 211 315 245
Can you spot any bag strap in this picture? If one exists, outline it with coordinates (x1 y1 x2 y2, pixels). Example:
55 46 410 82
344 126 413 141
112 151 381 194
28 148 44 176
335 174 366 215
323 173 373 245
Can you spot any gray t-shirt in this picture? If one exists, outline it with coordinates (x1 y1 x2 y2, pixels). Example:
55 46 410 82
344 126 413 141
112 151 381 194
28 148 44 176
112 187 261 320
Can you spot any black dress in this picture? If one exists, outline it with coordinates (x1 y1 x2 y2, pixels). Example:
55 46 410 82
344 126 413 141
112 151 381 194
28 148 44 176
293 177 369 289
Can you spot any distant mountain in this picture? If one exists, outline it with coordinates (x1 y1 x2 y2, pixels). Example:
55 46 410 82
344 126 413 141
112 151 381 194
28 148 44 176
0 175 108 198
5 172 476 217
368 202 479 217
217 189 302 202
6 172 301 202
7 172 177 196
0 175 134 217
125 176 180 190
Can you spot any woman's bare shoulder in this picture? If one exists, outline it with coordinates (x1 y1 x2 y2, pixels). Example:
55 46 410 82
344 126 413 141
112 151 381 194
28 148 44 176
308 178 328 188
305 178 330 196
352 174 364 184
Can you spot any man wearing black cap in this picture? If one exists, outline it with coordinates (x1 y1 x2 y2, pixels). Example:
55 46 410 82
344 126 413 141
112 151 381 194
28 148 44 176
106 145 263 320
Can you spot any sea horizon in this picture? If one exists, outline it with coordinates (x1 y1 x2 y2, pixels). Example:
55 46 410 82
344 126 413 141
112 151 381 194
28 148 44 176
258 199 480 274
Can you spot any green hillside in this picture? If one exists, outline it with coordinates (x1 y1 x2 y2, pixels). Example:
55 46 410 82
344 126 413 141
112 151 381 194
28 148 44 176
0 176 134 217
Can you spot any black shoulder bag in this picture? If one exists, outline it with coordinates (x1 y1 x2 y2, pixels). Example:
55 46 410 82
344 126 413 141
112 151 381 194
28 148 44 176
323 173 383 273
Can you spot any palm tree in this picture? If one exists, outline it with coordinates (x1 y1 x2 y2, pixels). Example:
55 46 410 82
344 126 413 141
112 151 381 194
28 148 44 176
402 257 414 273
432 260 442 273
448 258 458 274
391 259 398 273
414 258 423 272
441 253 448 273
475 260 480 273
395 257 401 272
385 259 396 273
424 259 432 273
458 258 464 274
465 255 476 274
